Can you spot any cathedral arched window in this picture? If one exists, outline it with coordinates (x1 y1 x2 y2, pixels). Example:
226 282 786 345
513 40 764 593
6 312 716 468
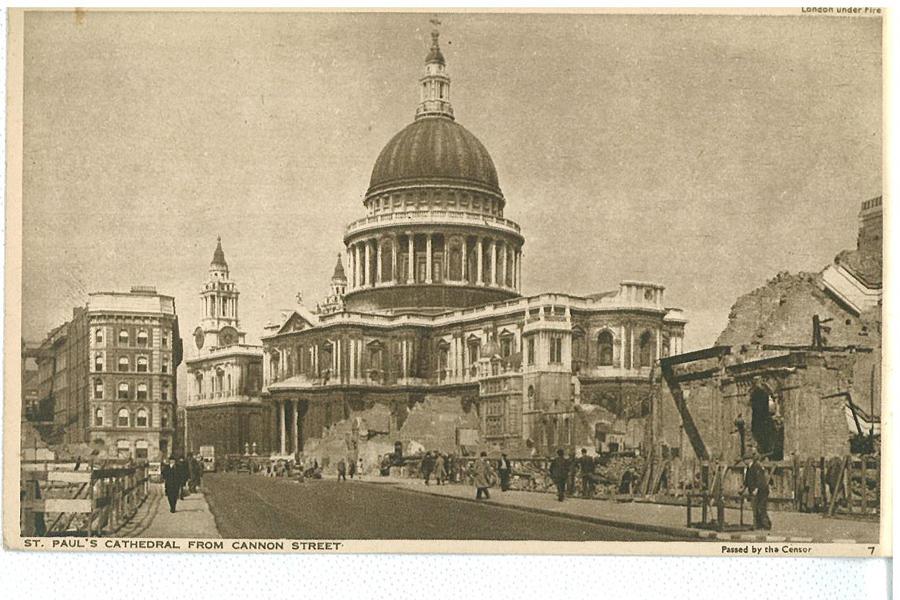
117 408 130 427
598 331 614 366
136 329 148 346
94 408 104 427
95 328 103 344
639 330 655 368
137 383 148 401
94 380 104 400
94 353 104 372
136 408 148 428
137 356 148 372
161 382 169 401
118 356 130 372
118 382 129 400
118 329 129 345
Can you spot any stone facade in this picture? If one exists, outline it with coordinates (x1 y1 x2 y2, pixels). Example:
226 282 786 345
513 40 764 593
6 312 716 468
260 32 685 464
28 287 182 461
185 239 268 459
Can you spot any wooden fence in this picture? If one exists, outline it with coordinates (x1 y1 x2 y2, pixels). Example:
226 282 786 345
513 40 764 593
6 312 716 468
21 461 150 536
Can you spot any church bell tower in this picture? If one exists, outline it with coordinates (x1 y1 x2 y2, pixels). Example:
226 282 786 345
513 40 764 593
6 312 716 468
194 237 246 351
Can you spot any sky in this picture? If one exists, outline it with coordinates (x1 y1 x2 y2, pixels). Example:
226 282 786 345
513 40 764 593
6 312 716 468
21 11 881 357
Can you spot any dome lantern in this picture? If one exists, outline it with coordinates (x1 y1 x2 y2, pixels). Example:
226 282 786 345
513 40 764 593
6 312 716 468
415 28 453 121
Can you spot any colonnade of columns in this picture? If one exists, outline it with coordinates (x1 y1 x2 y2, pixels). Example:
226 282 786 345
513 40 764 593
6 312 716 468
272 398 301 456
346 231 522 292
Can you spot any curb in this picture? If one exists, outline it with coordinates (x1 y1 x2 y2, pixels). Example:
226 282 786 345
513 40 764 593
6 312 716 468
377 481 706 540
370 481 861 544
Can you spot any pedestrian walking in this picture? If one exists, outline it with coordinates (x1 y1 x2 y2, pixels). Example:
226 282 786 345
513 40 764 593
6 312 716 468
421 451 435 485
741 448 772 530
337 458 347 482
349 458 357 479
433 453 446 485
472 452 493 500
566 449 578 497
549 449 569 502
191 454 204 492
161 457 181 513
578 448 595 498
498 453 512 491
176 455 190 499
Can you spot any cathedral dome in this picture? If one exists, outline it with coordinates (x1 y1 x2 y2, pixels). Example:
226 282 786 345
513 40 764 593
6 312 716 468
367 116 500 196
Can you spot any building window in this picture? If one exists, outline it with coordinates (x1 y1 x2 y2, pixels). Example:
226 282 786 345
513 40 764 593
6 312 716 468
117 408 130 427
95 328 103 344
118 329 129 345
137 383 148 401
136 408 148 427
639 331 654 368
161 409 169 429
118 383 129 400
137 356 148 372
162 333 169 348
527 338 535 366
598 331 614 366
137 329 148 346
94 408 104 427
161 358 169 374
94 354 104 372
94 380 104 400
117 439 131 458
550 337 563 364
161 382 169 401
500 333 513 358
135 440 149 460
118 356 129 372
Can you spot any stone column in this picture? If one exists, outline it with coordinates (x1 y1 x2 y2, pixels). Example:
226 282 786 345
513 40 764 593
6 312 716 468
461 238 468 283
401 339 408 379
488 239 497 286
279 400 287 455
364 240 373 286
391 237 398 283
407 233 415 283
517 251 523 291
476 237 484 285
292 399 300 456
498 241 506 288
376 238 383 284
425 233 433 284
354 244 362 290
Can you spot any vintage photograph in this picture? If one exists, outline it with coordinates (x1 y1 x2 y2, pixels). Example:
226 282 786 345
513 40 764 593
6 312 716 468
6 9 885 553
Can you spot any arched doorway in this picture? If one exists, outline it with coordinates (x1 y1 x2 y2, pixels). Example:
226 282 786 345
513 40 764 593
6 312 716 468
749 386 784 460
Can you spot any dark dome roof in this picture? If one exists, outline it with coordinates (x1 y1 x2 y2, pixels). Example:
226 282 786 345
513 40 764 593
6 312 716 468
368 116 500 195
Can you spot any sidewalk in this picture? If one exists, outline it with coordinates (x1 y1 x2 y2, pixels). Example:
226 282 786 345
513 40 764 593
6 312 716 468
366 477 879 543
117 483 221 538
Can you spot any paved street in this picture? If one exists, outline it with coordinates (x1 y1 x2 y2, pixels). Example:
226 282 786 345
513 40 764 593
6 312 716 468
202 473 689 541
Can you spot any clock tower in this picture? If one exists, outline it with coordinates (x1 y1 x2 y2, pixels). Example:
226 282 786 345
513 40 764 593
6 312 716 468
194 237 246 351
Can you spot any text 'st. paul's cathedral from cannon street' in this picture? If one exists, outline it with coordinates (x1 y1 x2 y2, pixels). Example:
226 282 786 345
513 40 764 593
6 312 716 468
261 31 686 463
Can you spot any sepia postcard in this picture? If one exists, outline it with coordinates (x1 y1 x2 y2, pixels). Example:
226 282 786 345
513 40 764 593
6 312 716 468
3 8 889 557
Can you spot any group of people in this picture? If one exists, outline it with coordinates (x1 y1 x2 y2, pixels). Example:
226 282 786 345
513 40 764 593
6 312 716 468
161 454 204 513
419 451 456 486
336 457 366 481
546 448 598 502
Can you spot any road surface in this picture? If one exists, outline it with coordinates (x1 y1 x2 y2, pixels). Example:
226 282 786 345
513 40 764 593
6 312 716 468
203 473 689 541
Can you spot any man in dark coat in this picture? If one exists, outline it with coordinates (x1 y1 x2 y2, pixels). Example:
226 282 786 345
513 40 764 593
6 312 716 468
549 449 570 502
421 451 435 485
498 453 512 491
337 459 347 481
161 457 181 513
175 456 190 499
741 448 772 530
578 448 596 498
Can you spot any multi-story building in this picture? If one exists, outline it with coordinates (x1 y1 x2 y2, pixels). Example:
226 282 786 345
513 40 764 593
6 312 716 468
29 287 182 461
261 30 686 461
184 239 268 458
